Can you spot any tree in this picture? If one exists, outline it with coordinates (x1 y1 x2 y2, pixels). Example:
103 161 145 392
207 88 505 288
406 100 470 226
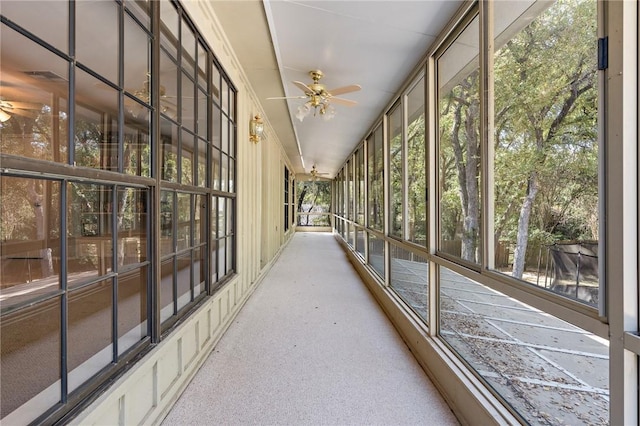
493 0 598 278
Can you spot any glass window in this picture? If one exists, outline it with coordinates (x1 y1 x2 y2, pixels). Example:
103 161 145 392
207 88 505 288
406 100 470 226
76 0 119 83
390 243 428 322
367 125 384 231
1 177 61 310
437 15 481 264
407 76 426 246
355 147 365 225
389 105 403 238
67 183 114 287
74 69 118 171
439 266 608 424
118 266 148 355
68 279 113 392
0 1 68 53
116 187 148 267
492 0 599 306
368 233 385 280
0 27 69 163
161 118 179 182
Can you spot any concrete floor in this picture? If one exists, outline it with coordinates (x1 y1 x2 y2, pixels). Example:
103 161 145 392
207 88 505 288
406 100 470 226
162 232 459 426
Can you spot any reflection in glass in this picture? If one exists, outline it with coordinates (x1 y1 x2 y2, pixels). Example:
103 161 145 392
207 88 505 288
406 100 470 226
438 16 481 263
211 103 221 150
367 126 384 231
68 279 113 392
221 116 229 155
368 233 385 280
0 298 61 423
160 49 178 120
389 106 403 238
117 187 147 267
1 1 68 53
160 191 174 256
76 1 118 82
177 193 191 252
197 41 208 89
197 88 208 139
67 183 113 286
182 21 196 77
492 0 599 306
226 236 233 273
0 27 69 163
160 259 174 323
356 228 366 259
160 0 179 57
181 130 195 185
1 177 61 309
390 244 428 322
217 238 226 279
123 101 151 177
161 118 178 182
181 72 196 132
407 77 426 246
198 138 208 187
124 13 150 100
118 266 148 355
221 154 229 193
212 147 221 191
439 266 608 424
75 69 118 171
176 252 192 311
194 247 205 296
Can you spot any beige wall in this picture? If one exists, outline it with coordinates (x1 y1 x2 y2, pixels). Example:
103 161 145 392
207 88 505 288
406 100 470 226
70 2 295 424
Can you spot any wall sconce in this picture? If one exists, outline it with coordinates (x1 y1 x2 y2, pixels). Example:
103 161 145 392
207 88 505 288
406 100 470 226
249 114 264 143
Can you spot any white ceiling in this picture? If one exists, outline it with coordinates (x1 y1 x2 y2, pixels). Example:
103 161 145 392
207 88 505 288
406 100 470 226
210 0 463 179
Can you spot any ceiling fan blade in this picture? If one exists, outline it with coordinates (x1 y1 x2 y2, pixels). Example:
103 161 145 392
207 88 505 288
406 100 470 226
266 96 307 100
0 100 42 110
330 97 357 107
292 81 312 94
5 107 39 118
327 84 361 96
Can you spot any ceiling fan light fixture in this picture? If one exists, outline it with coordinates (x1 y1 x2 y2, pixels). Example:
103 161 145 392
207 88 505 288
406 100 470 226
320 103 335 121
0 109 11 122
296 103 311 122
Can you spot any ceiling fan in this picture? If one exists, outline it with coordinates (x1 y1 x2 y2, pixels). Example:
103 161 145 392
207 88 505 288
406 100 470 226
0 100 42 122
268 70 361 121
309 164 329 181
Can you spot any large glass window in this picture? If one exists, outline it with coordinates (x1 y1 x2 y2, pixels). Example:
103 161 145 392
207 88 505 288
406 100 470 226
1 1 235 422
439 266 608 424
437 14 481 264
492 0 599 307
388 105 403 238
367 125 384 231
406 76 426 246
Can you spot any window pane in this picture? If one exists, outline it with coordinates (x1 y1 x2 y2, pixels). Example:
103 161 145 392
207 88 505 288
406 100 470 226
75 69 118 171
194 247 205 296
0 26 69 163
1 177 61 309
0 298 61 423
217 237 226 279
160 191 174 256
161 117 178 182
176 252 192 311
492 0 599 306
68 279 113 392
123 101 151 177
176 193 191 252
181 130 195 185
118 266 148 355
160 49 178 120
438 16 481 263
197 138 208 187
181 72 195 132
439 266 608 424
407 77 426 246
355 147 365 224
356 228 366 259
117 187 147 267
160 259 174 323
296 181 331 226
389 106 403 238
197 88 208 139
160 1 179 57
368 233 385 280
124 13 150 103
76 0 118 83
68 183 113 286
212 148 221 191
390 244 428 323
1 1 68 53
182 20 196 77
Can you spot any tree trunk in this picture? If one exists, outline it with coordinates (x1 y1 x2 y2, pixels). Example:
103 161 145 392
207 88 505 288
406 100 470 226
512 172 538 278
